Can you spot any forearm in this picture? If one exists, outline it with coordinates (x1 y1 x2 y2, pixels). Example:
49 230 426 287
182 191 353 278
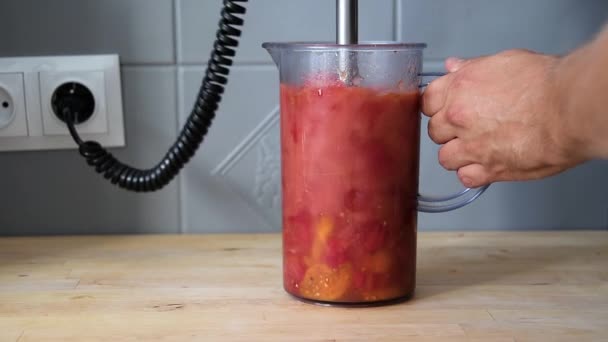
556 24 608 160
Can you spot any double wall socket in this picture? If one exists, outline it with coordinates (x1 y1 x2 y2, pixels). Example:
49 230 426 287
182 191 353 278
0 55 125 152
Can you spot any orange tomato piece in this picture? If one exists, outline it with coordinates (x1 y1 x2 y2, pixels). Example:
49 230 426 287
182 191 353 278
363 249 393 274
300 263 352 301
317 216 333 243
309 216 334 264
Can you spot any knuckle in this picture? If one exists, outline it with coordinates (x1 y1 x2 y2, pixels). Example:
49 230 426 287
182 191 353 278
449 71 473 91
464 139 485 163
445 105 468 127
462 139 477 155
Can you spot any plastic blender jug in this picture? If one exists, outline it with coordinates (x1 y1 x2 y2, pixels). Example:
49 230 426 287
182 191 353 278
263 42 489 305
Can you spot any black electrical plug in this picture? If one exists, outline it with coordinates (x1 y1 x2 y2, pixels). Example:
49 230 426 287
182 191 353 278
51 82 96 124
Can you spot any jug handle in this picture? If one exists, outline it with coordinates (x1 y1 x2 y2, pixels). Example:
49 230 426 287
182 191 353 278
416 72 490 213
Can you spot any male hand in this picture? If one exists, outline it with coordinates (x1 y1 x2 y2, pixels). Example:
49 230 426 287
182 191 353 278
422 49 581 188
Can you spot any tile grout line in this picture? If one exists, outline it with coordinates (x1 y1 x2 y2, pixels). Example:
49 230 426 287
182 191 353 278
120 62 175 67
173 0 181 65
392 0 398 41
173 0 184 234
176 67 190 234
395 0 402 42
178 61 276 67
124 60 446 68
122 63 276 68
175 65 185 235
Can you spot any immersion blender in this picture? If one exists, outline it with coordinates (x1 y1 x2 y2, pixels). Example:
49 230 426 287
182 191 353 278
337 0 359 84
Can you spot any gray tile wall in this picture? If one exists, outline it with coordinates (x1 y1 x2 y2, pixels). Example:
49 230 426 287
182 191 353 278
0 0 607 235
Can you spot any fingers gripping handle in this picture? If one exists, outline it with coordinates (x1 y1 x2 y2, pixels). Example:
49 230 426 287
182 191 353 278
416 71 490 213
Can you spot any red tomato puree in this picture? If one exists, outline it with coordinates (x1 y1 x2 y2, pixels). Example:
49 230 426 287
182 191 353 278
280 79 421 303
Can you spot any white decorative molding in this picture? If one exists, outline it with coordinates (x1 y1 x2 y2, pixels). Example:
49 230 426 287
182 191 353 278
253 128 282 214
211 105 280 176
211 105 282 228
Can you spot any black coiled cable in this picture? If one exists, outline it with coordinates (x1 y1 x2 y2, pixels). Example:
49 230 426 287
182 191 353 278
63 0 247 192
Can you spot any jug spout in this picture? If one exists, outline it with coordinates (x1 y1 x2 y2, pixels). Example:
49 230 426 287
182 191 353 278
262 44 280 67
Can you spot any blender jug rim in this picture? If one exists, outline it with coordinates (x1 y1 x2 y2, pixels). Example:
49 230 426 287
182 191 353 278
262 41 427 51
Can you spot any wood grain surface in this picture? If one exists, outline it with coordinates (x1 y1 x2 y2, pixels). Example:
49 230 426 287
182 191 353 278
1 231 607 341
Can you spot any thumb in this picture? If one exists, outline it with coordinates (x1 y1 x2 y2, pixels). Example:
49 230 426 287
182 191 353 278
445 57 467 73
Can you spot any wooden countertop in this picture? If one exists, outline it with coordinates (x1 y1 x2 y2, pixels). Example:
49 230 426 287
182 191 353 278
1 232 607 341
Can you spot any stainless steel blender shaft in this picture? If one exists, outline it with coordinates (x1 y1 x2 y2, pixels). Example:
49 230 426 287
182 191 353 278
336 0 359 84
336 0 358 44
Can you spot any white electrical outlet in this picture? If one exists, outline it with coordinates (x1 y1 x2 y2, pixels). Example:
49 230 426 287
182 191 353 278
0 73 28 137
0 81 15 128
0 55 125 152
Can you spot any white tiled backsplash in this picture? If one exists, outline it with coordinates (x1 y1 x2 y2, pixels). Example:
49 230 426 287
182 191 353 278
0 0 606 234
